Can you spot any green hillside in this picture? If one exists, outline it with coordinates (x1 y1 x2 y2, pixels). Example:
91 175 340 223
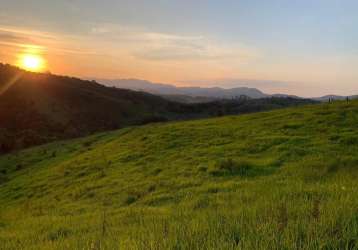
0 63 315 154
0 101 358 249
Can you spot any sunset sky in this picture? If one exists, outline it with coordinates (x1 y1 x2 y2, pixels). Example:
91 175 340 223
1 0 358 96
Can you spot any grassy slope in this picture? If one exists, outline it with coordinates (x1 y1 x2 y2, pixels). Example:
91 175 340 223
0 101 358 249
0 63 316 154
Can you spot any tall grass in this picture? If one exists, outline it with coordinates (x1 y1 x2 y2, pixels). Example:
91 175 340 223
0 101 358 249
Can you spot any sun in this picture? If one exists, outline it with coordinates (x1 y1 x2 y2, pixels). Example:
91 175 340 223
20 54 46 72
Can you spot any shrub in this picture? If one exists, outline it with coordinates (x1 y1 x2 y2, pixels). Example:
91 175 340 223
339 136 358 145
299 157 352 181
209 158 254 177
151 168 162 176
47 228 72 241
193 196 210 209
82 141 92 147
197 164 208 172
0 173 9 184
15 164 23 171
124 195 138 205
147 184 156 192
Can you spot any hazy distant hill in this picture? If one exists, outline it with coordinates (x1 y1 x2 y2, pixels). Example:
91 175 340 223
313 95 358 102
96 78 358 103
271 93 301 99
161 94 219 104
95 78 268 99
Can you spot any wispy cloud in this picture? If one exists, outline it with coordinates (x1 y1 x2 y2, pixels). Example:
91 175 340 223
0 25 100 57
0 32 35 44
0 26 55 40
0 26 53 53
88 23 260 62
0 22 260 66
134 33 258 62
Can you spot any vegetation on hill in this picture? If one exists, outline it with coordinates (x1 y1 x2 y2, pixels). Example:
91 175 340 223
0 63 315 154
0 100 357 249
0 64 176 153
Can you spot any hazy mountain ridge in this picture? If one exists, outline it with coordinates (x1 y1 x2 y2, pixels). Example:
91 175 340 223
94 78 268 100
94 78 358 103
313 95 358 102
160 94 219 104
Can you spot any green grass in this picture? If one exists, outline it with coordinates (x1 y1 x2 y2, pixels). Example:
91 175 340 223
0 101 358 249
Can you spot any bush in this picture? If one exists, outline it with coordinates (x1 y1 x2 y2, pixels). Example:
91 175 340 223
15 164 23 171
209 158 254 177
298 157 356 181
339 136 358 145
0 173 9 184
82 141 92 147
124 195 138 205
47 227 72 241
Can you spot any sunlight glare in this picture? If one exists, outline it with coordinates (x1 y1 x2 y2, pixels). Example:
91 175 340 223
19 54 46 72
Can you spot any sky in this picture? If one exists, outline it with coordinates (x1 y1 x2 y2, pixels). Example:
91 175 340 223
0 0 358 97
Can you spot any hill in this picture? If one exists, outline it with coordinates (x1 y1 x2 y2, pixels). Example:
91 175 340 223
94 78 358 103
95 78 268 99
0 64 180 153
160 94 219 104
0 100 357 249
313 95 358 102
0 63 315 153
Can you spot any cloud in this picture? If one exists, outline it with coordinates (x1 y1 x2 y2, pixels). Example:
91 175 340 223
88 23 260 62
0 26 55 40
90 26 113 35
0 31 37 48
134 40 258 62
0 25 101 58
0 26 53 52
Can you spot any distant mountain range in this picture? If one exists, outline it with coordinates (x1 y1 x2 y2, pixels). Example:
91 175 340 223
94 78 268 101
312 95 358 102
93 78 357 103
